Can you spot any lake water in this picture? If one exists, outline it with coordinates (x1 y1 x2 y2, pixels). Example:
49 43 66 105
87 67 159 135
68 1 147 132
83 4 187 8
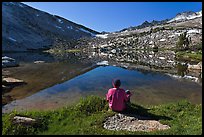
2 51 202 113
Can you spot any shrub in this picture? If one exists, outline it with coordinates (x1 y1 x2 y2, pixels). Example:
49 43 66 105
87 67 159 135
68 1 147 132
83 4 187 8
176 32 190 51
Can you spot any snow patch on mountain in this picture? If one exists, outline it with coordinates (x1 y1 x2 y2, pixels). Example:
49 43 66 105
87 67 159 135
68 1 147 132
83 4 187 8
79 28 96 36
58 19 63 24
187 29 202 34
168 10 202 23
55 25 62 29
96 34 108 39
67 26 73 30
9 37 17 42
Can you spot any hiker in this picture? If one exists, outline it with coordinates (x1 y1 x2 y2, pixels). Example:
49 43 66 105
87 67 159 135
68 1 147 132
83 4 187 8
106 79 132 112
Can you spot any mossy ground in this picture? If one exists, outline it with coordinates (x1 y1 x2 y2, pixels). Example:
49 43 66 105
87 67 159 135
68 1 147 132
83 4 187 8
2 95 202 135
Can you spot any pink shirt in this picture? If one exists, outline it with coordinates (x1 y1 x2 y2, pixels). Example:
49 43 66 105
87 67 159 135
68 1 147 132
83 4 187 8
106 88 129 112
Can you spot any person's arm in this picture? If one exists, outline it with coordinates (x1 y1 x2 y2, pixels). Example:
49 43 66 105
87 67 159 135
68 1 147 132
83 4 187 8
126 91 132 99
106 89 111 102
123 90 129 102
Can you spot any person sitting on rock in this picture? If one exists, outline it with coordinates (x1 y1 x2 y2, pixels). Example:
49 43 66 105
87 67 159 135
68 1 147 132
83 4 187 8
106 79 132 112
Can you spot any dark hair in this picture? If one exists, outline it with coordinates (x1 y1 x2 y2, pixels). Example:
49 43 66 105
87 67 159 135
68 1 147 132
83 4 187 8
113 79 121 88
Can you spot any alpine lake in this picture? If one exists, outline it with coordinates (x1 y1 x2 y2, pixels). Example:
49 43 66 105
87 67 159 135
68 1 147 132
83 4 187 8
2 50 202 113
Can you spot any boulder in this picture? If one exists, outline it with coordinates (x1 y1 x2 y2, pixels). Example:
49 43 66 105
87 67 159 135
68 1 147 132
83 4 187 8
188 62 202 70
103 113 170 132
3 77 24 83
13 116 37 125
2 56 19 68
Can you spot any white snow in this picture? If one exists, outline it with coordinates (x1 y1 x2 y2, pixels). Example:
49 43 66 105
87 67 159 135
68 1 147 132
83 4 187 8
111 49 116 54
187 29 201 34
149 55 153 58
183 75 199 82
158 57 165 60
9 37 17 42
58 19 63 24
67 26 73 30
168 35 175 38
79 28 96 36
159 39 166 42
100 53 108 56
2 56 15 61
167 60 174 63
166 74 199 82
96 34 108 39
100 44 109 48
168 10 202 23
175 32 182 36
19 3 24 7
149 41 154 44
36 14 39 17
122 65 128 69
9 2 25 7
96 61 109 66
55 26 62 29
167 74 182 79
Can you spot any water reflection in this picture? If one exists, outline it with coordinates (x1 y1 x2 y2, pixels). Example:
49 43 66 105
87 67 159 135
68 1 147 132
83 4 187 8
3 66 202 113
2 52 94 102
87 49 202 84
2 50 202 113
2 52 55 63
177 63 188 77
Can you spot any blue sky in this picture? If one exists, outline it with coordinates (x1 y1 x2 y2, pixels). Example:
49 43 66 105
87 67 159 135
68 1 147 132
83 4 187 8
23 2 202 32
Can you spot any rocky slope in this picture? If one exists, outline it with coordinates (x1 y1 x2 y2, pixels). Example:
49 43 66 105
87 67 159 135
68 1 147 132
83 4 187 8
82 10 202 60
75 10 202 84
2 2 99 52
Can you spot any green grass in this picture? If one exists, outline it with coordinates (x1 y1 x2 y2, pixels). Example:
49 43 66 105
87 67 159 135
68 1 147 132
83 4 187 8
2 95 202 135
175 50 202 62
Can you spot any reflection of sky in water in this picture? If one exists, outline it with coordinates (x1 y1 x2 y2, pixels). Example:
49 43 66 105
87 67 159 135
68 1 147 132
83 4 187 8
31 66 170 95
3 66 202 113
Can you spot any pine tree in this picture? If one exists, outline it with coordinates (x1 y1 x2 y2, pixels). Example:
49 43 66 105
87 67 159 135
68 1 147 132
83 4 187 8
176 31 190 51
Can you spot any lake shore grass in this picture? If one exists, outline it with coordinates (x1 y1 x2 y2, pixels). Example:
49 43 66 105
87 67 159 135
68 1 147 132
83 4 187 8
2 95 202 135
175 50 202 62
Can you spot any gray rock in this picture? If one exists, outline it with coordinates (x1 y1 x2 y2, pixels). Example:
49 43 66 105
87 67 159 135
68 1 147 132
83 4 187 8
103 113 170 132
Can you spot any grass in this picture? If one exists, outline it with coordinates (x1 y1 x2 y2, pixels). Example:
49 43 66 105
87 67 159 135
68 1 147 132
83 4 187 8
2 95 202 135
175 50 202 62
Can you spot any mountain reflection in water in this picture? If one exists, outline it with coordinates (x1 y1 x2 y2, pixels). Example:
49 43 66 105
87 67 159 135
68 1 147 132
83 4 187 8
2 51 202 113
